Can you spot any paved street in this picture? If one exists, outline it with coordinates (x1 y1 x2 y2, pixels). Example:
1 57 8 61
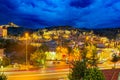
4 69 69 80
2 61 120 80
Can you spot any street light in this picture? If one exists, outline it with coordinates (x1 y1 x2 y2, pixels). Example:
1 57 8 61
25 32 29 70
0 57 3 71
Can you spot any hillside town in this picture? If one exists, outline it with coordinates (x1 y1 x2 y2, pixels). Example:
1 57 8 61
1 23 120 80
0 23 120 65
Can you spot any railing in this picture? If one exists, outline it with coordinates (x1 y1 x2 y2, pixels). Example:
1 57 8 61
111 69 120 80
111 71 116 80
117 72 120 80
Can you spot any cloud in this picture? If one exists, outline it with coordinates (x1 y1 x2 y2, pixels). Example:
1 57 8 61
70 0 94 8
0 0 120 29
68 0 120 28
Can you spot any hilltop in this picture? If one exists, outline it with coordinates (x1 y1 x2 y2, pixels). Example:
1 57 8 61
0 23 119 39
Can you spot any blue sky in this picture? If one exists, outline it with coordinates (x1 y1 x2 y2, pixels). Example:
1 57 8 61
0 0 120 29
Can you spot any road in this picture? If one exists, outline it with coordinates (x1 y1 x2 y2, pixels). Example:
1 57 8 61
4 69 69 80
1 63 120 80
3 61 118 80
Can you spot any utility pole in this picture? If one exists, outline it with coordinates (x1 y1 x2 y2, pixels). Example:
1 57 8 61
25 32 29 70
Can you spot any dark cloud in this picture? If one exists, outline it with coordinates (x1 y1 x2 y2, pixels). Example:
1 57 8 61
70 0 94 8
0 0 120 29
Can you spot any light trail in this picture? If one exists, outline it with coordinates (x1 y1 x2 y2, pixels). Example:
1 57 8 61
8 72 69 77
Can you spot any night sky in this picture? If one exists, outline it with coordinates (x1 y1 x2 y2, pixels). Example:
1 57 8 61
0 0 120 29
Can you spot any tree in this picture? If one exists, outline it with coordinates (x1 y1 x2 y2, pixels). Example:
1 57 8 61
67 46 73 60
69 61 87 80
72 46 81 61
1 56 10 67
39 44 49 52
0 38 36 64
88 44 99 68
69 45 88 80
0 39 6 48
0 73 7 80
69 42 105 80
30 50 46 66
117 45 120 56
84 68 105 80
38 30 44 39
111 53 119 68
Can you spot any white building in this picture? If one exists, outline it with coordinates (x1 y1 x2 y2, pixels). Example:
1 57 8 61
0 26 7 37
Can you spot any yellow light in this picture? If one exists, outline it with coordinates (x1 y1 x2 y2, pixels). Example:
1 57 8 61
25 32 29 38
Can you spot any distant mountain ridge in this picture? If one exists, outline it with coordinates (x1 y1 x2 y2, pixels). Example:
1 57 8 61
7 27 38 36
1 22 120 39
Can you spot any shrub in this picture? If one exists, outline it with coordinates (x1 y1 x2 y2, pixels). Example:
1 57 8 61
68 61 87 80
83 68 105 80
0 73 7 80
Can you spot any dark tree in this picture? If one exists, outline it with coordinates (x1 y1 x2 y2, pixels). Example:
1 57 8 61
69 42 105 80
111 53 120 68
